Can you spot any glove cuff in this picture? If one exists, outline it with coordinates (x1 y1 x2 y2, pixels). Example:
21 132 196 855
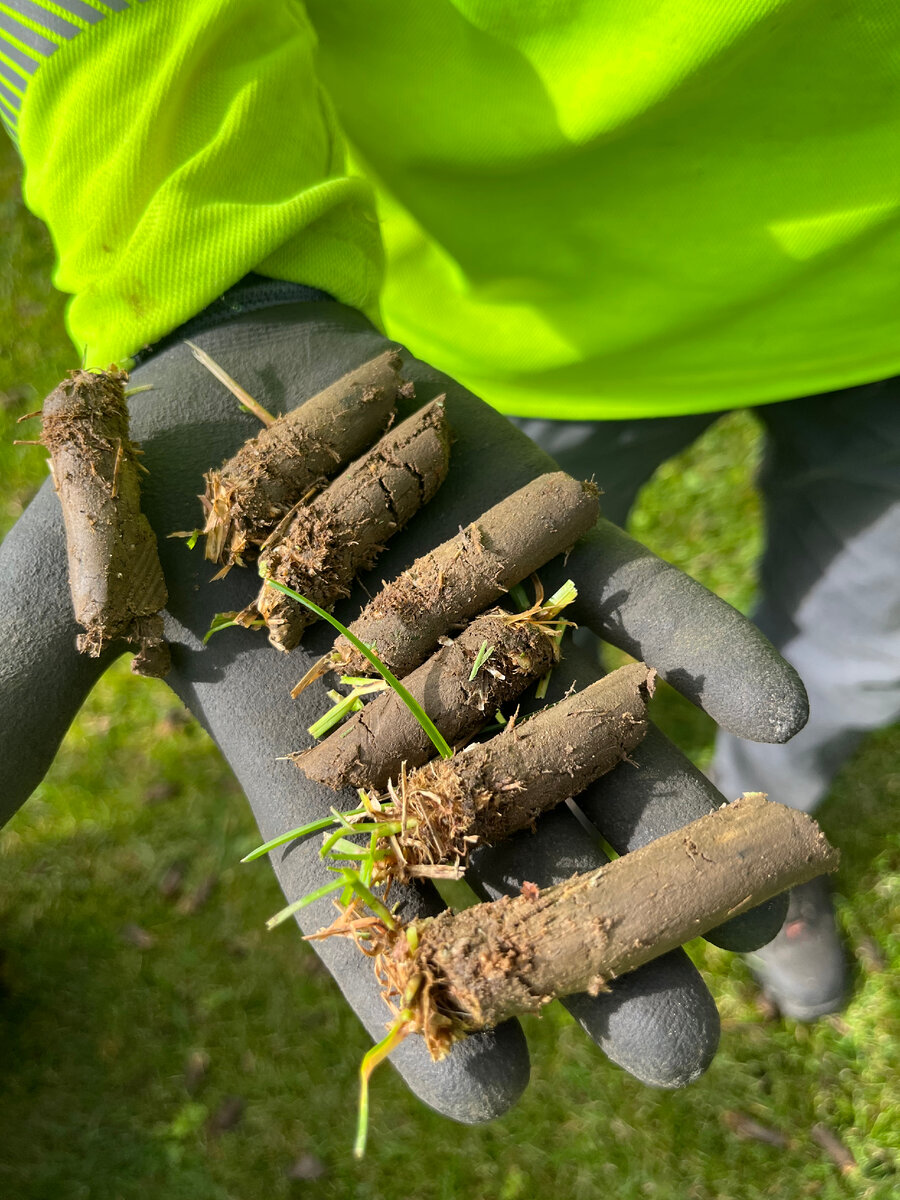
133 275 334 367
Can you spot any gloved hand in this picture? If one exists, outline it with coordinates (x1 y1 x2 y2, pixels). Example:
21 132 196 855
0 289 808 1123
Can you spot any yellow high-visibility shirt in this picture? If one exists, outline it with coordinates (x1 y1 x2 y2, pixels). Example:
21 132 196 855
10 1 900 418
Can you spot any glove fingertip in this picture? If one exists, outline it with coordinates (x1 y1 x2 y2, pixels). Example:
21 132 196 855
702 891 790 953
389 1018 530 1124
564 950 720 1090
569 520 810 744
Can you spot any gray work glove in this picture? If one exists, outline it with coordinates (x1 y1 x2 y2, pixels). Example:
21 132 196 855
0 285 808 1123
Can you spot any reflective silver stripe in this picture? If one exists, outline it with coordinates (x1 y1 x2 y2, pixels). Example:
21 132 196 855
4 1 80 40
55 1 105 23
0 0 141 147
0 55 25 88
0 11 59 55
0 76 21 108
0 102 18 133
0 37 38 71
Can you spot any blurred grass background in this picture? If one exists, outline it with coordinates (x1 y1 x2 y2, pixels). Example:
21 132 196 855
1 137 898 1200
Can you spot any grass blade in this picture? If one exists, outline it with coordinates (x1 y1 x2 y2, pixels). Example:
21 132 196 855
355 1018 409 1159
339 870 397 931
266 878 345 929
241 807 366 862
320 822 403 861
308 690 365 739
186 340 276 426
468 639 495 681
260 577 453 760
508 582 531 611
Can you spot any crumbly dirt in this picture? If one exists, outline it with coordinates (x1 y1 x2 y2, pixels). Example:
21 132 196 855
295 605 560 791
202 350 403 565
247 398 451 652
331 472 599 678
41 368 170 676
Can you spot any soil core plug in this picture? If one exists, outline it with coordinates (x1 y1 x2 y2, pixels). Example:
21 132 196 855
35 368 169 677
239 399 451 651
319 471 600 682
322 793 839 1156
296 579 578 792
366 661 654 884
197 349 405 568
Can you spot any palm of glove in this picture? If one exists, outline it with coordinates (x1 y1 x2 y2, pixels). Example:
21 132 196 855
0 299 807 1122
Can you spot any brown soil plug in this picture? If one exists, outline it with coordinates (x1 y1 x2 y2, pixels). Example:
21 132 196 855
295 602 565 792
367 662 655 884
246 399 451 652
323 472 599 681
336 793 839 1061
39 368 170 677
201 349 404 567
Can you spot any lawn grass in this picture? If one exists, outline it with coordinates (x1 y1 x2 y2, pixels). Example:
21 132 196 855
1 138 897 1200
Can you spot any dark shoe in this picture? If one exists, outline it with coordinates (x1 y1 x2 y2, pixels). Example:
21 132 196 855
743 878 848 1021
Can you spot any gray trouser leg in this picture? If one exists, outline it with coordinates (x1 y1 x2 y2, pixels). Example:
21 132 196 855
710 382 900 812
514 384 900 815
510 413 718 527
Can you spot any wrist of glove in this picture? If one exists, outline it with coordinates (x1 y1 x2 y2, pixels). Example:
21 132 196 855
0 287 808 1123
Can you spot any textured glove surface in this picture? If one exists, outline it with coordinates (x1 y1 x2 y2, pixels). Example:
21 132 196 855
0 300 808 1121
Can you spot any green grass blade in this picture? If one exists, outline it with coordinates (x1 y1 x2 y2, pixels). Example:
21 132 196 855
535 620 567 700
266 878 345 929
468 639 495 681
508 582 531 611
241 807 366 862
204 610 266 642
340 870 397 931
320 822 403 861
355 1019 409 1159
307 691 365 739
543 578 578 616
320 837 368 860
203 612 241 643
260 578 453 759
362 831 379 887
